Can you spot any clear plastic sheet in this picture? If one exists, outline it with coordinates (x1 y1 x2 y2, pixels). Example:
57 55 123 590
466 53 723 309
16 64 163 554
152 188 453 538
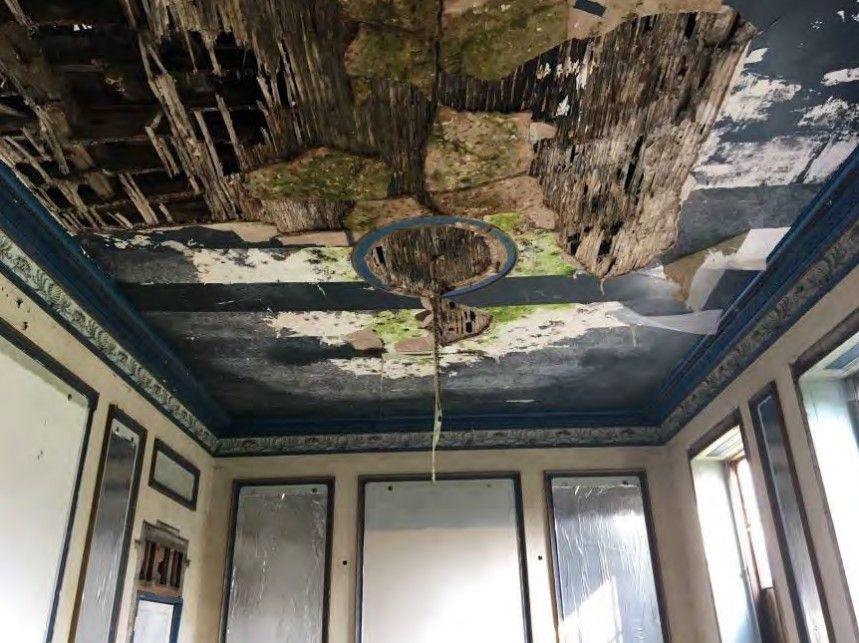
754 394 830 642
550 476 664 643
75 420 142 643
225 484 328 643
360 479 528 643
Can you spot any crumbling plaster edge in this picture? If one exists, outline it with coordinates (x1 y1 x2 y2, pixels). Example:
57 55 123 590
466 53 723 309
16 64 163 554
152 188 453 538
2 187 857 457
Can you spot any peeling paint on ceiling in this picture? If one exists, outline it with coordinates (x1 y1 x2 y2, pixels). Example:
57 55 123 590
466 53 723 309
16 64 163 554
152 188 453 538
0 0 855 432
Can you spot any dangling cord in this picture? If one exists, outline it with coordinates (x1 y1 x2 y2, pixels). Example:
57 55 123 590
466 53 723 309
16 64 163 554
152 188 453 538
430 293 443 482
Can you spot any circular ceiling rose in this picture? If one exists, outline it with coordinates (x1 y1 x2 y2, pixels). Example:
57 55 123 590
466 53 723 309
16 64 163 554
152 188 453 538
352 216 517 298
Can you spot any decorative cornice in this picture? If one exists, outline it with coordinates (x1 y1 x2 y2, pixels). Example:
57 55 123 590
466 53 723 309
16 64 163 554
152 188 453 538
660 214 859 436
1 147 856 456
658 148 859 438
0 230 219 452
216 425 663 456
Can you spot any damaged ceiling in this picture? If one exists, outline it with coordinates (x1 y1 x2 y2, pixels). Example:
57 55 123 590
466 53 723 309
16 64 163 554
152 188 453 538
0 0 856 435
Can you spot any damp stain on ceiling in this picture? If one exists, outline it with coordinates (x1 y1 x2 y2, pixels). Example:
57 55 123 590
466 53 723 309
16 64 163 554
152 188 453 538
0 0 856 434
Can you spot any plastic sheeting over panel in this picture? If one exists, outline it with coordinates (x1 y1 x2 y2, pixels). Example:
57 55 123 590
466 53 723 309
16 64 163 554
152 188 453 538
225 484 329 643
550 476 665 643
75 420 143 643
360 478 529 643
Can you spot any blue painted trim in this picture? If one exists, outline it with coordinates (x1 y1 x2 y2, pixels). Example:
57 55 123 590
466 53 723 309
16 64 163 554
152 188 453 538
229 409 655 436
2 144 856 448
352 215 518 297
650 145 859 426
0 163 229 435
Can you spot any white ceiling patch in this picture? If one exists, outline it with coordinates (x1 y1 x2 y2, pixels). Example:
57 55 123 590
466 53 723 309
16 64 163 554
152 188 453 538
822 67 859 86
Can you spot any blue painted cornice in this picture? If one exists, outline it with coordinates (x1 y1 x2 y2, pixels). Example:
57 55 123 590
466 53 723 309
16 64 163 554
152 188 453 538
0 163 228 450
1 143 857 454
652 145 859 436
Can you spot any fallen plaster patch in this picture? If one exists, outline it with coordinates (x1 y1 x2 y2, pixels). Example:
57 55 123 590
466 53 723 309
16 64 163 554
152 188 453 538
805 138 859 183
798 96 859 127
744 48 767 64
265 310 373 344
268 301 727 378
822 67 859 86
718 73 801 123
694 136 825 188
189 246 357 283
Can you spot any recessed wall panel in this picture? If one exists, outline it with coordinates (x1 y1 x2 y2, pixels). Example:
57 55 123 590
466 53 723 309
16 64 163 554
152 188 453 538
0 331 91 642
224 483 330 643
74 414 145 643
359 478 530 643
549 475 665 643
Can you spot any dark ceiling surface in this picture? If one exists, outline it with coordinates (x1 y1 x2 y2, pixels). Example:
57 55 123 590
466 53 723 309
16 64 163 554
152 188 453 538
0 0 856 436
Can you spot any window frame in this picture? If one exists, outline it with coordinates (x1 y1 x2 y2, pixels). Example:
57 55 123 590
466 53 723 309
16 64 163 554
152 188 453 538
355 472 533 643
219 477 335 643
543 469 670 643
748 381 834 642
790 308 859 638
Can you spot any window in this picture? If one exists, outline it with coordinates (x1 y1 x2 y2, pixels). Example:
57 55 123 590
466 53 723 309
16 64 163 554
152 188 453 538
0 322 96 643
750 385 831 642
358 476 531 643
547 474 666 643
691 421 781 643
797 322 859 630
223 481 333 643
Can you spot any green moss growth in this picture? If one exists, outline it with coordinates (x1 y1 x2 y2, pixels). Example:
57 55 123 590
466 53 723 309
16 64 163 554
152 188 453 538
485 211 524 233
345 27 435 95
514 230 575 276
248 148 392 200
487 211 574 276
339 0 438 32
425 109 527 192
302 247 360 281
343 204 375 233
442 0 568 80
368 309 425 346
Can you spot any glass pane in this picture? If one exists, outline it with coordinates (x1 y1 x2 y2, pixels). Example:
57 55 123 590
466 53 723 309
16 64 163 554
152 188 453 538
132 599 176 643
0 334 90 642
225 484 329 643
360 478 528 643
799 332 859 622
75 419 143 643
691 429 763 643
550 475 665 643
753 392 829 642
153 449 195 502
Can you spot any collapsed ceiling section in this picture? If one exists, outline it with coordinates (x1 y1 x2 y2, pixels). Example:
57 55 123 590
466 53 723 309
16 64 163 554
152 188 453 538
0 0 752 278
4 0 855 433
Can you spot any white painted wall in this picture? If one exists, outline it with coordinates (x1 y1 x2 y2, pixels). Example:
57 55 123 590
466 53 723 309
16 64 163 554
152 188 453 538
667 264 859 642
0 270 215 643
0 333 90 642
